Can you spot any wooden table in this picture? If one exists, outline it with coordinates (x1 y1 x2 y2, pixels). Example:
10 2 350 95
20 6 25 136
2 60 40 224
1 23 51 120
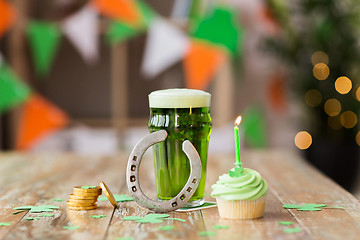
0 150 359 239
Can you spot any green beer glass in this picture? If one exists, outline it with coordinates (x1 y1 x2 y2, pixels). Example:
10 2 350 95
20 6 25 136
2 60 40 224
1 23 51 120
148 89 212 207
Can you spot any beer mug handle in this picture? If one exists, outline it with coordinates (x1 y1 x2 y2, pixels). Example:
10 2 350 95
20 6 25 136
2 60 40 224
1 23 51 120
126 130 202 213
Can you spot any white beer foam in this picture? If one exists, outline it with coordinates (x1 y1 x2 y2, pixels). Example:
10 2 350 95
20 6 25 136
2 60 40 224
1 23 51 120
149 88 211 108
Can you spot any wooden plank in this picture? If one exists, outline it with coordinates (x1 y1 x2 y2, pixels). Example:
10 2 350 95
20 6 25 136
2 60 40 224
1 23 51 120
1 154 128 240
244 150 360 240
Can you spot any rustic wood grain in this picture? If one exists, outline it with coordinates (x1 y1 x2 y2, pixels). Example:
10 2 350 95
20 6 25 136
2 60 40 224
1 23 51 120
0 150 359 240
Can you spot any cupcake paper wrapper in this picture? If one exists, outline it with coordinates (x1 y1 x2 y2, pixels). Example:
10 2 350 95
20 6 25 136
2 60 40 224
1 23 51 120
216 195 266 219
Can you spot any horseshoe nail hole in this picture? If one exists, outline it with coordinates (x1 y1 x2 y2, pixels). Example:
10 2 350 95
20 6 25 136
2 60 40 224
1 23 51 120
131 165 136 171
172 201 177 207
130 175 136 182
180 194 186 200
187 187 192 192
133 156 137 161
192 178 197 184
132 186 137 192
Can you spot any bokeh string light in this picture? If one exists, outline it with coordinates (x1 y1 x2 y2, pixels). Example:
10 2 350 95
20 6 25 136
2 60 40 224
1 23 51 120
294 131 312 150
313 63 330 80
335 76 352 94
340 111 357 128
311 51 329 65
324 99 341 116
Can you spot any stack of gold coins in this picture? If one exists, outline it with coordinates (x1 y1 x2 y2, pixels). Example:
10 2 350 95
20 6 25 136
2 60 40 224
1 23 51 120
67 186 102 210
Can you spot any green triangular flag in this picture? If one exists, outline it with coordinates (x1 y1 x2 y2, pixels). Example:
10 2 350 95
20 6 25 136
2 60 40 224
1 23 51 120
106 21 140 44
136 0 156 27
191 5 242 55
242 106 267 148
0 64 31 113
27 21 61 76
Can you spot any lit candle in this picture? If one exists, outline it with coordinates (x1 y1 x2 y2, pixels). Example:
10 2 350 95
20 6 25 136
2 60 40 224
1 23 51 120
234 116 242 171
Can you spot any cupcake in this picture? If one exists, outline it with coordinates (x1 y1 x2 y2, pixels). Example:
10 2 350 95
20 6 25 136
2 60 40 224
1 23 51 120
211 167 268 219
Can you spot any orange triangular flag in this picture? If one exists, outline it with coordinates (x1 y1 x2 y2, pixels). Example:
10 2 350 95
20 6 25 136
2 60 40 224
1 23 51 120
184 40 226 90
16 94 69 150
92 0 141 26
0 0 16 38
268 72 287 112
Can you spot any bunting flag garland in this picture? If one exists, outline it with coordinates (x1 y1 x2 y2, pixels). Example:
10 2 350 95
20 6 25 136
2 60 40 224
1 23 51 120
191 5 241 55
106 0 156 44
268 72 287 112
241 106 267 148
27 21 61 76
106 21 140 44
92 0 142 26
0 64 31 113
0 0 15 38
16 94 69 150
61 5 98 64
141 18 190 78
183 40 226 90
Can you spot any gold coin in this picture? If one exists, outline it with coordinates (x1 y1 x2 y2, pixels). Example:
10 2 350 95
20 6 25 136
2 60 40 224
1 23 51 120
73 186 102 194
69 194 98 200
72 191 100 197
68 198 97 204
100 181 118 208
67 205 97 211
67 201 96 207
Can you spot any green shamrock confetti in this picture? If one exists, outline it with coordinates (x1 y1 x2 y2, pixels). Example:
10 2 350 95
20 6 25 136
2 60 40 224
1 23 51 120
297 207 322 211
13 206 33 210
278 221 294 226
91 215 107 219
116 237 134 240
282 204 302 209
144 214 170 219
213 225 229 229
323 206 345 209
13 210 26 215
25 217 39 221
37 205 59 209
98 194 133 202
229 167 243 178
199 231 216 236
283 203 327 211
81 185 96 189
63 225 80 230
38 214 54 217
284 227 302 234
51 198 64 202
0 222 12 226
121 216 143 221
29 207 54 213
303 204 326 208
166 218 186 222
158 225 175 231
136 219 163 224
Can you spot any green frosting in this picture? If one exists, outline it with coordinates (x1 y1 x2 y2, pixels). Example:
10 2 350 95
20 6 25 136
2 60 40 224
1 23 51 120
211 168 268 200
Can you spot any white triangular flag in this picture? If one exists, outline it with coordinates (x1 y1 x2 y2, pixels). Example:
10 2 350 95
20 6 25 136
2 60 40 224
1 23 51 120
141 17 190 78
61 5 98 64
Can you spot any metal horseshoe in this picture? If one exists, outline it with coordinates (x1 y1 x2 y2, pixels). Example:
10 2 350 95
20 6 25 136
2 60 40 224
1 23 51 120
126 130 202 213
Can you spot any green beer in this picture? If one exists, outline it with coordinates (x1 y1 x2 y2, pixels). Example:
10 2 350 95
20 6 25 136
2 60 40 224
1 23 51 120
148 89 212 207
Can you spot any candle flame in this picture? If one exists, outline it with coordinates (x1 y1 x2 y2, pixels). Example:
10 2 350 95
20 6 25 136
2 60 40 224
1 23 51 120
235 115 242 125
